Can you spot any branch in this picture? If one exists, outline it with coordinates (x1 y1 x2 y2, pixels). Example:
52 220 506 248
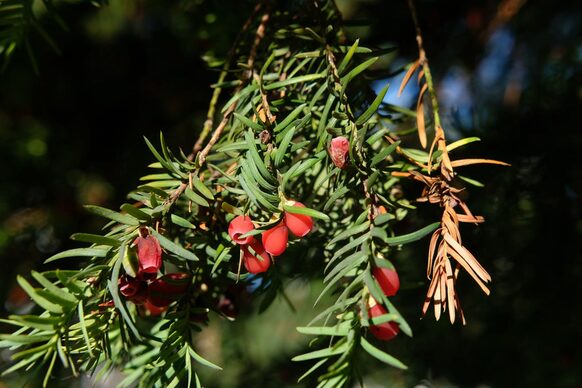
166 8 272 208
406 0 454 180
252 12 275 130
193 70 227 155
406 0 440 129
192 1 265 155
198 10 271 166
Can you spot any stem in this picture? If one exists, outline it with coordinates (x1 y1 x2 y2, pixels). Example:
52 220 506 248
362 178 376 223
247 11 269 76
325 46 366 170
193 70 227 155
198 10 271 166
406 0 442 130
197 102 238 166
406 0 454 179
166 8 272 207
193 1 265 155
253 12 275 130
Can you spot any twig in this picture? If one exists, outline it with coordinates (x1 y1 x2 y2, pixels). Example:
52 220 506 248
406 0 454 179
406 0 440 129
325 45 368 170
193 71 228 155
197 102 238 166
247 11 269 77
192 1 265 155
362 178 377 223
166 8 272 207
255 73 275 129
199 10 271 165
277 51 291 99
251 11 275 129
405 0 495 325
325 46 356 123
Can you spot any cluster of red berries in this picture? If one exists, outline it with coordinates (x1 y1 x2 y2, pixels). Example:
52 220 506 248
228 201 314 274
367 266 401 341
118 233 191 315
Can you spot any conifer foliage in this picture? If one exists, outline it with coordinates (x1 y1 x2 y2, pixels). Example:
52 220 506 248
0 0 507 386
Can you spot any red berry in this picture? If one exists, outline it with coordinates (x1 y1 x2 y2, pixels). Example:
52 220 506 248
228 215 256 245
142 300 167 317
329 136 350 169
284 201 313 238
368 300 400 341
135 234 162 280
242 241 271 274
372 267 400 297
128 285 148 305
262 223 288 256
119 275 141 298
147 273 191 307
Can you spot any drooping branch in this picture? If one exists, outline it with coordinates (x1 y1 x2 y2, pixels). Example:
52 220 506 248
402 0 505 324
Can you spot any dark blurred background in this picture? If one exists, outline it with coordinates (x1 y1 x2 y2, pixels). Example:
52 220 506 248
0 0 580 387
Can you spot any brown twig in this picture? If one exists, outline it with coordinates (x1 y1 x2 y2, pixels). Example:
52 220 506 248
247 11 269 77
198 10 271 165
403 0 501 325
193 72 227 155
362 178 375 223
249 8 277 137
405 0 455 179
416 172 492 325
193 1 265 155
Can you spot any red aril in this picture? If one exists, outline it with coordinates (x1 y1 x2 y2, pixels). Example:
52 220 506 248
284 201 313 237
368 298 400 341
135 234 162 280
228 215 256 245
262 223 288 256
372 266 400 297
119 275 141 298
329 136 350 169
147 273 191 307
242 241 271 274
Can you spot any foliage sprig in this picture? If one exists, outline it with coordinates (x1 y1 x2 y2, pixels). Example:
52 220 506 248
1 0 507 386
